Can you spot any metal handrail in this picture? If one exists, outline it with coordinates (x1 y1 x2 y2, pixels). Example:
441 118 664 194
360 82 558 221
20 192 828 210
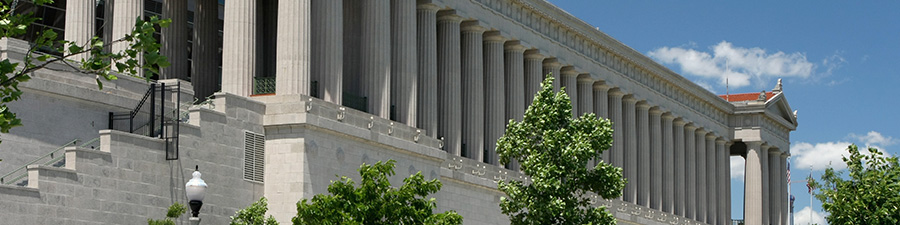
0 139 79 185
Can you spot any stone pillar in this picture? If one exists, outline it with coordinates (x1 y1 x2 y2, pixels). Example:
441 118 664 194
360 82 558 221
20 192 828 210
162 0 189 80
769 149 781 225
716 138 729 225
64 0 95 61
437 11 463 156
744 141 765 225
416 3 440 136
673 118 687 217
661 113 675 214
593 82 611 163
695 128 707 223
312 0 343 104
780 153 789 225
391 0 416 126
636 101 651 207
221 0 258 96
192 0 220 98
577 75 593 117
503 40 525 170
543 59 562 92
622 95 638 203
483 31 506 166
361 0 391 117
761 144 771 225
649 107 663 210
706 133 717 224
608 89 625 175
461 21 486 162
561 67 578 118
276 0 311 95
725 142 734 225
524 50 544 107
112 0 144 78
683 123 697 220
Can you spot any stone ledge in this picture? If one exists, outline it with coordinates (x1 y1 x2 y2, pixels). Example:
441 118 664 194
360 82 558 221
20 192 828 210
26 164 78 188
64 146 113 170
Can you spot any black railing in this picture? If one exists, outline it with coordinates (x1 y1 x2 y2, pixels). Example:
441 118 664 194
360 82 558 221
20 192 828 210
253 76 276 95
343 91 368 113
109 82 182 160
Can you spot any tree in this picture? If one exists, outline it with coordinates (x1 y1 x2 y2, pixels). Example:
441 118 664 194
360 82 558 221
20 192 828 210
496 75 625 225
292 160 463 225
147 202 186 225
0 0 170 135
231 197 280 225
810 144 900 224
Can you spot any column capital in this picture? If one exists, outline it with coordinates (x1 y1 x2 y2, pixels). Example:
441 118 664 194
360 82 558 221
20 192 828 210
781 152 791 158
504 40 526 52
684 122 697 130
592 81 610 91
716 138 727 145
461 20 487 33
695 127 707 135
761 143 771 151
650 106 664 115
577 74 593 83
416 3 441 12
636 101 651 110
483 30 506 42
673 117 687 126
561 66 578 78
768 147 782 155
437 10 463 22
623 94 638 103
524 49 544 59
608 88 625 97
661 112 675 120
543 58 562 68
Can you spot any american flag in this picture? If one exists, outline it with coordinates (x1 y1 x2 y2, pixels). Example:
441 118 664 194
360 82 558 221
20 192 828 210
787 162 791 184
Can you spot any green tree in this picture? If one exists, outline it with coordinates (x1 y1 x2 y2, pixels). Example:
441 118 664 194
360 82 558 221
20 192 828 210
810 144 900 224
0 0 170 135
231 197 279 225
292 160 462 225
496 75 625 225
147 202 186 225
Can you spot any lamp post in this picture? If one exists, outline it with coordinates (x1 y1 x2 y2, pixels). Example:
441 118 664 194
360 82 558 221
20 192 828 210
185 165 207 225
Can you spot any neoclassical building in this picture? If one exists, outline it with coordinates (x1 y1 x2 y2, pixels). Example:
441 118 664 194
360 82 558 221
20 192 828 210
0 0 796 225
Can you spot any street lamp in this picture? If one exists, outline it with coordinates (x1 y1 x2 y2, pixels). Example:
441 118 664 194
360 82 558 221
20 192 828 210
185 165 207 224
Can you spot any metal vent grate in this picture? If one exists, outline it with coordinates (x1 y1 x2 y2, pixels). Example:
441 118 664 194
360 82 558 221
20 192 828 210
243 131 265 182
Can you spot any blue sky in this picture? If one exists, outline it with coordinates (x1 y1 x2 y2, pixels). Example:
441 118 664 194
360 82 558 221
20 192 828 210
548 1 900 224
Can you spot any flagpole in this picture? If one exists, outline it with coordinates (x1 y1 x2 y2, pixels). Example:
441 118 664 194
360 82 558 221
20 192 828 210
809 166 813 225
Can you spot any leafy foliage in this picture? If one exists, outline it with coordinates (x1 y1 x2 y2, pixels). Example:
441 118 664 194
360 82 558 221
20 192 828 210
147 202 186 225
496 75 625 225
810 144 900 224
0 0 169 138
293 160 463 225
231 197 280 225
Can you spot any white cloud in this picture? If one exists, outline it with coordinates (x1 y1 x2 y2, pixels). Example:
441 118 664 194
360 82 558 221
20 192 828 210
731 156 745 180
694 81 715 93
849 131 896 147
792 141 855 171
793 206 827 225
821 52 846 76
648 41 815 89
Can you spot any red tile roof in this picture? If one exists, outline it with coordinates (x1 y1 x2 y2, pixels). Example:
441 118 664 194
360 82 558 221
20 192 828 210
719 92 774 102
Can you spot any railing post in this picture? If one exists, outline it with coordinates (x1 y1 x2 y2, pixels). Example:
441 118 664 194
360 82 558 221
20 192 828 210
149 83 157 137
160 82 166 139
108 112 114 129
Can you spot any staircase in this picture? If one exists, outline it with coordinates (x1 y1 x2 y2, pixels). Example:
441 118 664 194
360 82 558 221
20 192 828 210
0 138 100 186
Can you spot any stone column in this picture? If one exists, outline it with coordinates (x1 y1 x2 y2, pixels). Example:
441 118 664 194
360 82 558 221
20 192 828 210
361 0 391 117
503 40 526 170
437 11 463 156
744 141 765 225
543 59 562 92
673 118 687 217
706 133 717 224
761 144 770 225
780 153 789 225
661 113 675 214
561 67 578 118
608 89 625 174
716 138 729 225
312 0 343 104
622 95 638 203
276 0 311 95
524 50 544 107
649 107 663 210
64 0 95 61
636 101 651 207
769 149 781 225
162 0 188 80
593 82 611 163
112 0 144 78
461 21 486 162
192 0 220 98
725 142 734 225
695 128 707 223
683 123 697 220
416 3 440 136
391 0 416 126
221 0 259 95
483 31 506 166
577 75 593 117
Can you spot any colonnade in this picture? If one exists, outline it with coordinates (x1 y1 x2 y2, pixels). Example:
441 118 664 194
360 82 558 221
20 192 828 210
58 0 795 224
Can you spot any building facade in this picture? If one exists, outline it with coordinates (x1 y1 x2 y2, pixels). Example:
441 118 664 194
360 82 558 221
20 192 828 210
0 0 797 225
